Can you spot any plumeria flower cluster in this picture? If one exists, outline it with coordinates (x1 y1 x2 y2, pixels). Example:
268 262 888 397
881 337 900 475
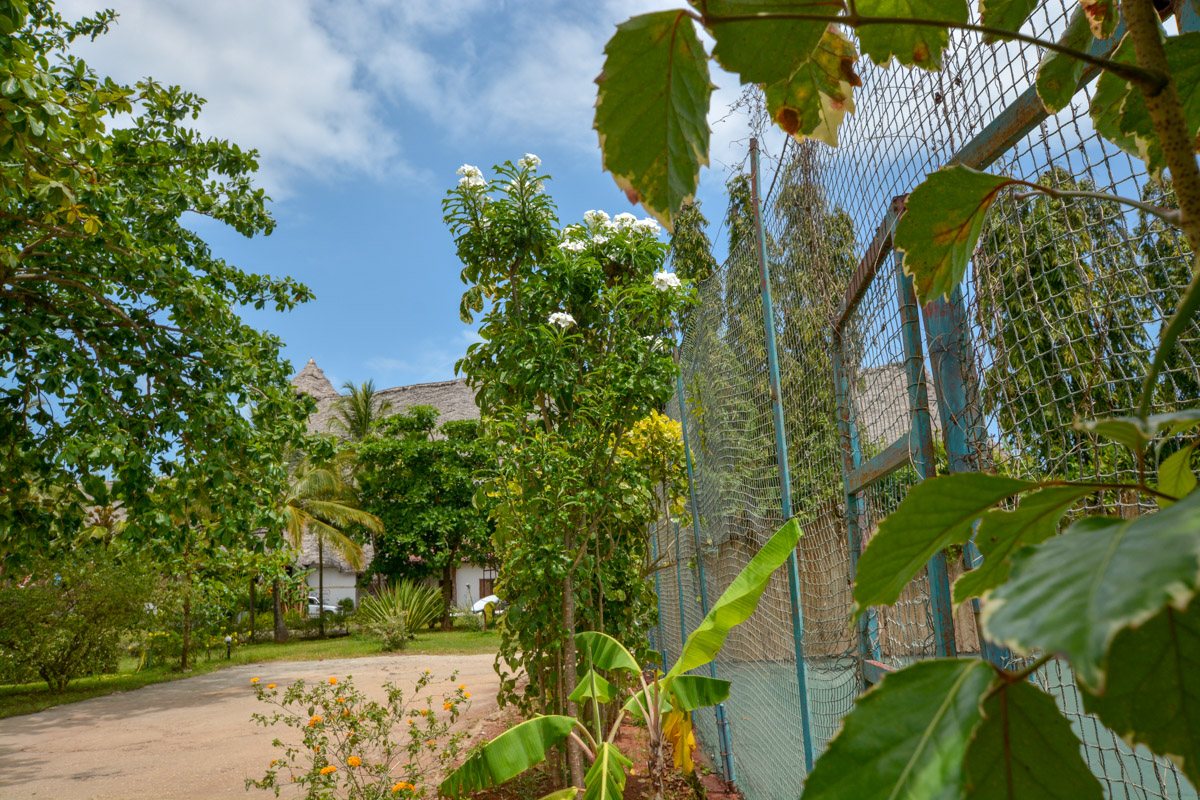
652 271 683 291
548 311 576 329
457 164 486 189
517 152 541 169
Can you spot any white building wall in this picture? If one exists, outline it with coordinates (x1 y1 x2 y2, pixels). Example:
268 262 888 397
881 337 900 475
307 568 358 608
421 563 494 609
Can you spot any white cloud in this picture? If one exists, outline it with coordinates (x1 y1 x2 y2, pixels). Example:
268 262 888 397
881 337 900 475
365 329 482 384
58 0 397 195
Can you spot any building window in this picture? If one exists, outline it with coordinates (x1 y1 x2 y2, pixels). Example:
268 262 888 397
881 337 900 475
479 568 496 598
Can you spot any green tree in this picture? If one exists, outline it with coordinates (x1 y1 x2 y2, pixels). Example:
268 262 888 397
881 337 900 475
0 3 311 565
357 406 494 630
330 380 394 442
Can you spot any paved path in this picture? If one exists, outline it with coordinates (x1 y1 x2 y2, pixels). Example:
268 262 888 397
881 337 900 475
0 653 501 800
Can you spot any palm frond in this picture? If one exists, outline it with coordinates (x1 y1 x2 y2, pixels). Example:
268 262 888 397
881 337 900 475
304 499 384 535
305 518 367 571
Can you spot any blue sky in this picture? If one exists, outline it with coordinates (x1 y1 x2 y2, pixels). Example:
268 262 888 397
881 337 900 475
61 0 768 391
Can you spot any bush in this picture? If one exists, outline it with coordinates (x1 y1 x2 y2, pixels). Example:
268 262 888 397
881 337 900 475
246 671 472 799
0 549 151 692
356 581 441 651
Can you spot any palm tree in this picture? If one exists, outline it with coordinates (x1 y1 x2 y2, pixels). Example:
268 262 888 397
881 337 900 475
275 458 383 639
330 380 394 441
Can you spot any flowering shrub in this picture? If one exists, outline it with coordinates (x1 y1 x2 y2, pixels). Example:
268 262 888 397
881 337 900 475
247 671 471 799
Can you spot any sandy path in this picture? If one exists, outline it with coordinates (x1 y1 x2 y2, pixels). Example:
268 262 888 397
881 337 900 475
0 653 501 800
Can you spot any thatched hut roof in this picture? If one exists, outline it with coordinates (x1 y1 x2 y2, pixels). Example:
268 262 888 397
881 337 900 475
294 528 375 574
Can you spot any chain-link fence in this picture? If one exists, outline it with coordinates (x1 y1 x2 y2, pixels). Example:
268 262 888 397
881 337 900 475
650 0 1200 796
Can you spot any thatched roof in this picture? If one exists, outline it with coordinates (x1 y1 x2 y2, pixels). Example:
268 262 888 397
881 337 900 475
294 528 375 574
852 362 943 445
291 360 480 440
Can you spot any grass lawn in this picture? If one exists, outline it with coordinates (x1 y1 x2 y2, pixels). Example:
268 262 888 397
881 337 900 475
0 628 498 720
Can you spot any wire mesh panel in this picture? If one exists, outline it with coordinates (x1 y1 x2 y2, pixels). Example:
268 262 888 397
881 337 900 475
647 0 1200 796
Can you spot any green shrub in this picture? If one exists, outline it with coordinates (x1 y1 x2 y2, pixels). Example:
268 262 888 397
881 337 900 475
356 581 441 651
0 549 151 692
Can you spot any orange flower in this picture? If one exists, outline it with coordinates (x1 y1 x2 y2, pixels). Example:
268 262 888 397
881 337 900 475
328 677 338 685
426 740 435 746
420 709 429 716
347 756 361 767
309 714 323 727
320 765 337 776
406 718 414 725
464 692 471 699
250 677 260 684
443 702 453 711
270 760 278 767
391 782 414 794
458 684 466 690
336 697 345 703
267 684 276 689
343 710 351 717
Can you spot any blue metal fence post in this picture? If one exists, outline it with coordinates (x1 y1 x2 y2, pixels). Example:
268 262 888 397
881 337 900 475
674 519 689 657
676 369 737 785
749 137 816 774
893 251 957 658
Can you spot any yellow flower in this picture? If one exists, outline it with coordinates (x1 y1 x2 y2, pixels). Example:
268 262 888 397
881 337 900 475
443 702 454 711
336 697 345 703
347 756 361 767
250 677 260 684
458 684 466 690
464 692 471 699
267 684 276 689
320 765 337 776
423 670 430 675
329 677 338 685
309 714 323 727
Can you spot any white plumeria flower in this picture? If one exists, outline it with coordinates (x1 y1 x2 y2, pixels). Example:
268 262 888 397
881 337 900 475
517 153 541 169
457 164 483 179
592 235 610 246
583 209 610 227
458 174 486 189
548 311 577 328
558 240 586 253
652 271 682 291
634 218 662 236
613 212 638 229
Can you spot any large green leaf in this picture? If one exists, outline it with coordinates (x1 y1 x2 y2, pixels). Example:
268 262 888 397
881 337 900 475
701 0 828 85
953 485 1093 604
667 517 802 678
582 743 633 800
1090 33 1200 179
438 715 577 797
896 166 1021 303
983 490 1200 690
1158 444 1198 507
1075 409 1200 456
538 790 580 800
1082 600 1200 787
1035 8 1091 113
595 11 713 231
979 0 1038 42
856 0 968 70
964 678 1103 798
669 675 731 711
854 473 1034 617
803 659 993 799
763 26 861 147
575 630 641 674
569 668 617 705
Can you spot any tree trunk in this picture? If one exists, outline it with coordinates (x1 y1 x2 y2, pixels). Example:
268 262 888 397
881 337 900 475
273 578 289 643
249 577 257 643
562 530 585 788
181 590 192 671
318 536 325 638
441 561 454 631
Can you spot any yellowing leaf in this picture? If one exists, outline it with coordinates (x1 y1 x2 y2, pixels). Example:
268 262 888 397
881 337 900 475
662 710 697 772
764 26 861 147
895 165 1020 302
595 11 713 232
1036 7 1092 113
856 0 967 69
1080 0 1118 40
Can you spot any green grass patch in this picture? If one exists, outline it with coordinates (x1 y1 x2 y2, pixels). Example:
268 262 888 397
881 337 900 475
0 628 498 720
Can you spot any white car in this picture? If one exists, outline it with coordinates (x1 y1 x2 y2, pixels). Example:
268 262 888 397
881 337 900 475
307 596 340 618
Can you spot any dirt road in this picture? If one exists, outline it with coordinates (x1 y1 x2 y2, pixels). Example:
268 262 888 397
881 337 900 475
0 653 501 800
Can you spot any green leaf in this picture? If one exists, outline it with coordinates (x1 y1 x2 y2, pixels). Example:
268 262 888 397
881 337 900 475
1035 8 1091 113
1075 408 1200 455
1158 444 1198 507
667 517 801 678
538 790 581 800
979 0 1038 42
569 668 617 705
669 675 731 711
896 165 1021 303
856 0 968 70
595 11 713 232
983 490 1200 690
763 26 861 147
854 473 1034 617
1080 0 1118 39
964 678 1103 799
1090 33 1200 179
582 743 633 800
702 0 827 85
1081 600 1200 788
576 630 641 673
953 485 1093 604
803 659 993 799
439 715 578 797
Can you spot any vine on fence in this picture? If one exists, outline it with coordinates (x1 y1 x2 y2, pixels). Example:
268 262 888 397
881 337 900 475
593 0 1200 795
